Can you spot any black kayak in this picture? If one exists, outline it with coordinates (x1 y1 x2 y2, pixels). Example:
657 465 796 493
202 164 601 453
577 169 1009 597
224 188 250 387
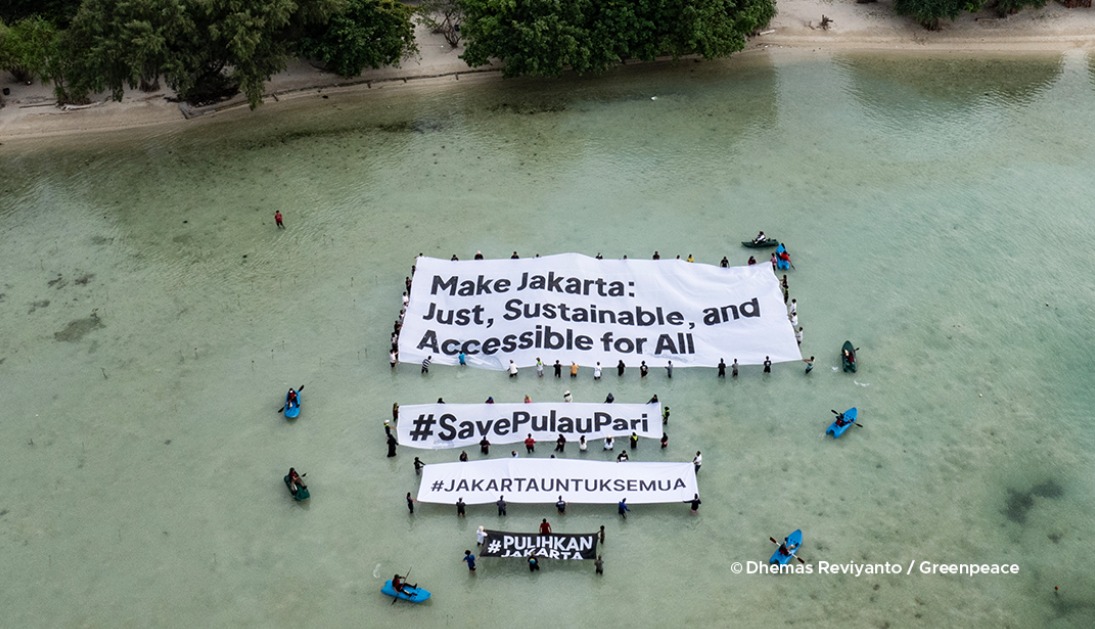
841 341 857 373
742 238 779 248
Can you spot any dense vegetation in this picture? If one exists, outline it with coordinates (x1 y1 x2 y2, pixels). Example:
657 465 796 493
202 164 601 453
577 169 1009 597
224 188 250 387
893 0 1049 29
0 0 1080 108
460 0 777 77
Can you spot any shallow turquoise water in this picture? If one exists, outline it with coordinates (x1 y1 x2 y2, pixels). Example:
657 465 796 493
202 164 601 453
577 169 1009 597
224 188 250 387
1 49 1093 628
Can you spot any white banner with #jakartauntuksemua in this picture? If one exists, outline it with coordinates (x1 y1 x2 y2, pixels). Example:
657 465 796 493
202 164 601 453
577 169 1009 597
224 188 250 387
398 253 800 370
396 402 660 450
416 458 697 505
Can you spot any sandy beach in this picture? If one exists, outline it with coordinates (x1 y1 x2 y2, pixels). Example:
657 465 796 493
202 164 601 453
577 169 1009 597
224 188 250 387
1 1 1092 141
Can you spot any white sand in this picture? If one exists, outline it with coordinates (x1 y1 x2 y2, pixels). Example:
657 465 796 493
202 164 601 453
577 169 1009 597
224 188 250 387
0 2 1092 140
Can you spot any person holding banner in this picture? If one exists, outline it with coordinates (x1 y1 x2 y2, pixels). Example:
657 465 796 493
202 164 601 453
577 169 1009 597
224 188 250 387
618 498 630 518
555 434 566 453
457 498 466 517
508 360 518 378
763 356 772 373
496 496 507 516
479 437 491 455
617 360 625 377
536 358 544 377
524 434 536 454
661 433 669 449
594 363 602 380
630 432 639 450
540 519 552 534
604 436 614 451
553 361 562 378
640 361 649 378
579 436 588 453
718 359 726 378
570 362 579 378
685 493 702 514
693 452 703 473
616 451 629 462
556 496 567 514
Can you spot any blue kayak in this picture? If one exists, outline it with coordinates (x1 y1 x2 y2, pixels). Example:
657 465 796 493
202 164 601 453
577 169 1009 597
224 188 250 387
775 244 791 270
826 407 858 438
769 529 803 565
284 475 310 501
382 580 431 603
284 390 301 420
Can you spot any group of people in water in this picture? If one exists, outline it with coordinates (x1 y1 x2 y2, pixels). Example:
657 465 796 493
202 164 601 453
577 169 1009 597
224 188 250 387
384 245 813 578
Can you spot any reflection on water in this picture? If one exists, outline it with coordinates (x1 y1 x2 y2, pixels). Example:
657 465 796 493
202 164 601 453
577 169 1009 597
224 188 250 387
0 51 1093 628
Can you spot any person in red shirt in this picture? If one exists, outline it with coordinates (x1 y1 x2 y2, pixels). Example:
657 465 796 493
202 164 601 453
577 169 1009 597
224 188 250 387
524 434 536 454
274 211 284 228
540 518 551 534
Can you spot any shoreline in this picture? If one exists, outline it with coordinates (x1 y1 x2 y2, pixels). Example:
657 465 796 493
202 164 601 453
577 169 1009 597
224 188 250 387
1 0 1092 142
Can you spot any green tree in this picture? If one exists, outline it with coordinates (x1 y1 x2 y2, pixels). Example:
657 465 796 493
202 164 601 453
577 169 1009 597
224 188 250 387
458 0 776 78
162 0 342 108
2 16 63 84
66 0 192 101
299 0 418 78
0 0 83 28
893 0 984 29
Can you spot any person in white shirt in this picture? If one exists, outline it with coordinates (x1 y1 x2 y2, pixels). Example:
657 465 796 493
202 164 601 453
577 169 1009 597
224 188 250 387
508 361 518 378
693 451 702 473
593 363 602 380
604 436 614 451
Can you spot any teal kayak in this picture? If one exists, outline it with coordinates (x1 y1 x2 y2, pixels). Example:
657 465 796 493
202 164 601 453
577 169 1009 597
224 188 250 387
826 407 858 439
284 389 301 419
284 474 310 501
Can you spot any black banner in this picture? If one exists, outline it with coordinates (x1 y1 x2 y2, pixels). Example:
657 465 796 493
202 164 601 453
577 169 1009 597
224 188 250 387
481 530 598 560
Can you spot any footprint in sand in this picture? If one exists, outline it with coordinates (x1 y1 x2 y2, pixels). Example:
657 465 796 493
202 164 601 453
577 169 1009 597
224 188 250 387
854 380 870 387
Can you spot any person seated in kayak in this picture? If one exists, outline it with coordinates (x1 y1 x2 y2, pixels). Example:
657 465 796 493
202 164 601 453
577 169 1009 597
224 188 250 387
391 574 410 595
287 468 306 495
753 231 767 244
834 414 847 428
843 349 855 365
778 538 798 556
286 388 299 409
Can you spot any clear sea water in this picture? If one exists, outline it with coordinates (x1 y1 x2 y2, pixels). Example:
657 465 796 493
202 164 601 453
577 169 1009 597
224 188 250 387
1 49 1093 628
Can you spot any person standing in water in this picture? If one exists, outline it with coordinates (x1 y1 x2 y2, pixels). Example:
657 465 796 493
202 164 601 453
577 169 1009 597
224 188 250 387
685 493 702 514
274 211 284 228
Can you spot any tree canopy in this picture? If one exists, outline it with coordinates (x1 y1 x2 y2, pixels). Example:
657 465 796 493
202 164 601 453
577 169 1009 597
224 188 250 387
458 0 777 77
299 0 418 78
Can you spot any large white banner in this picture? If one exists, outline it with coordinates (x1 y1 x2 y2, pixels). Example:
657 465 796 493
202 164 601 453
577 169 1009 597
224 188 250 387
397 402 660 450
416 459 698 505
398 254 799 370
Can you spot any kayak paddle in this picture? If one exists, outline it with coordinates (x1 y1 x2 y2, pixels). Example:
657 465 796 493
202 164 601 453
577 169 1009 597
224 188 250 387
830 409 863 428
